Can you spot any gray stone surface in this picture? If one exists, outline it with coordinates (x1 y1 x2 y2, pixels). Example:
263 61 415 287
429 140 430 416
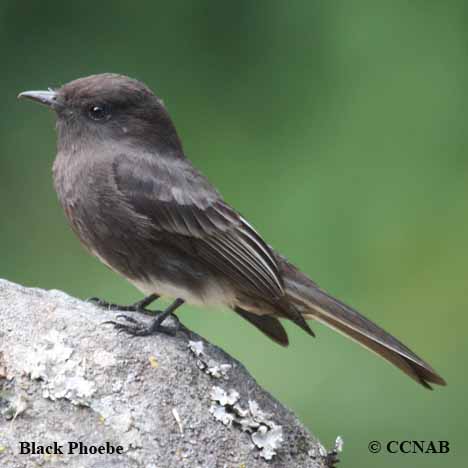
0 279 337 467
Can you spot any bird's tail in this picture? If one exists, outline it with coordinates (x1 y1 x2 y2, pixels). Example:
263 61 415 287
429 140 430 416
277 254 446 389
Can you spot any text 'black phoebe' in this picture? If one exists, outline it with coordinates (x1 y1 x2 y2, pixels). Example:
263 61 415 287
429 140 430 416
18 74 446 389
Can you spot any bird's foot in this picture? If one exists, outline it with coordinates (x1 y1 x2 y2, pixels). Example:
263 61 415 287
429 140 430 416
88 293 159 316
102 312 179 337
101 298 185 338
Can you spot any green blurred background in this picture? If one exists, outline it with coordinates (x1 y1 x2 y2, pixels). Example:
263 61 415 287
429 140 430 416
1 1 466 466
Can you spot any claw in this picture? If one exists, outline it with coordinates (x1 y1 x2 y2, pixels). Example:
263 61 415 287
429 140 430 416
99 297 184 338
101 320 117 327
88 294 160 314
87 297 106 306
101 316 177 337
88 298 120 311
115 314 139 324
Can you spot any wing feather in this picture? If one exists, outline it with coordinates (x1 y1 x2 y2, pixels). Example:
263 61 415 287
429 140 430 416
112 153 284 300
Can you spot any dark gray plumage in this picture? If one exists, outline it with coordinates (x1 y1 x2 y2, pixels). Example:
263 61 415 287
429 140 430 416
18 73 446 389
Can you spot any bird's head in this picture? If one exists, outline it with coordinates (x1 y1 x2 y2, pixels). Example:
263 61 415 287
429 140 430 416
18 73 183 154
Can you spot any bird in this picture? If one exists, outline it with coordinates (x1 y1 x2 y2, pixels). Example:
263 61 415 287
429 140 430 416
18 73 446 389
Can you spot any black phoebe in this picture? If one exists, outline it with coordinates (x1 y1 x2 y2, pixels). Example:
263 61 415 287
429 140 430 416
18 74 445 388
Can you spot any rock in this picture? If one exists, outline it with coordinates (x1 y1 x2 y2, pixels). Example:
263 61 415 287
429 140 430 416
0 279 337 467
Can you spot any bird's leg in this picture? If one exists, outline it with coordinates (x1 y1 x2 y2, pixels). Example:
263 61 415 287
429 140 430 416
88 293 159 316
103 298 185 337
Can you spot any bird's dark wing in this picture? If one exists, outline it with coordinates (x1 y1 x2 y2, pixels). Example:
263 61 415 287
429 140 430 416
112 153 284 300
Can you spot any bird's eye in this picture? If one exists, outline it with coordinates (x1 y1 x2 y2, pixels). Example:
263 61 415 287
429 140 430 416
87 104 110 121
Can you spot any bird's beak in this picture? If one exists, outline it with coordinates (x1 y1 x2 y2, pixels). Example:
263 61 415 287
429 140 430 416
17 90 57 108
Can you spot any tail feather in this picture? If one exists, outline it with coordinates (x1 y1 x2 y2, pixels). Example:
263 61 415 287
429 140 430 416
277 254 446 388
